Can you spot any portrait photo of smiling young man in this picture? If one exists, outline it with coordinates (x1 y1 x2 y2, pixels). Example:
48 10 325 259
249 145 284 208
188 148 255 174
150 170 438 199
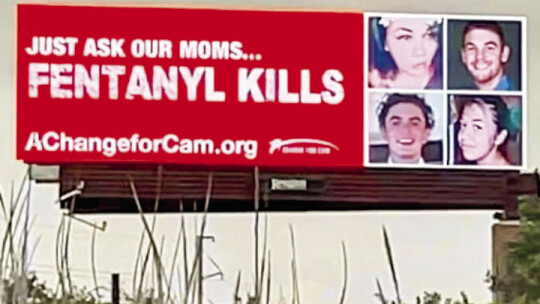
448 19 522 91
368 93 444 165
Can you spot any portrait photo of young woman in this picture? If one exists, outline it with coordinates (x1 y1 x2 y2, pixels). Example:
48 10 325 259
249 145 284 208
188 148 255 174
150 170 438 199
368 16 443 90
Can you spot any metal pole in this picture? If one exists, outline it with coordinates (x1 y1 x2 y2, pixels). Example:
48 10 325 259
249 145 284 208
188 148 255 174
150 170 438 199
112 273 119 304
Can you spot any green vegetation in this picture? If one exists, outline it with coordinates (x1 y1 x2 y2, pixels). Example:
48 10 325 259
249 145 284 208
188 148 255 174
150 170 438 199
488 196 540 303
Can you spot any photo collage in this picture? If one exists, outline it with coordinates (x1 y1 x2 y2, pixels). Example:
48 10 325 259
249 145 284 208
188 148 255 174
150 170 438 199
364 13 526 169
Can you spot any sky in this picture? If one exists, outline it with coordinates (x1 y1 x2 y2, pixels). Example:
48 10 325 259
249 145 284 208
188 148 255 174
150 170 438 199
2 0 539 303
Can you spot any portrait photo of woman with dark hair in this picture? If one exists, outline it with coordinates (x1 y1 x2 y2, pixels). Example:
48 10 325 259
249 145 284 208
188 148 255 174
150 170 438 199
449 95 522 166
368 16 443 89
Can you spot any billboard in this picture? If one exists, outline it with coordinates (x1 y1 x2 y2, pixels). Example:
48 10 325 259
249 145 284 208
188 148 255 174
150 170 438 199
17 5 526 170
17 4 364 168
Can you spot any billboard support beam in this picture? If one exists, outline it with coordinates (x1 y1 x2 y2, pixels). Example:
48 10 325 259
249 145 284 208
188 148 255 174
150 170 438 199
59 165 538 214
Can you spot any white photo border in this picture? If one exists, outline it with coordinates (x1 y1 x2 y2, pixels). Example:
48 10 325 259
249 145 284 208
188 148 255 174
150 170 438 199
363 12 526 171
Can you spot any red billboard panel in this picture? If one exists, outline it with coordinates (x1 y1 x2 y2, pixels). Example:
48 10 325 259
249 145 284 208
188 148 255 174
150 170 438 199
17 4 364 168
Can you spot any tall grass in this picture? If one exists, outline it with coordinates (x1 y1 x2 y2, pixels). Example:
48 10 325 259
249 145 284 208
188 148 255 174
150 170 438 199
0 171 32 303
0 168 383 304
1 169 478 304
122 168 349 304
128 171 218 304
